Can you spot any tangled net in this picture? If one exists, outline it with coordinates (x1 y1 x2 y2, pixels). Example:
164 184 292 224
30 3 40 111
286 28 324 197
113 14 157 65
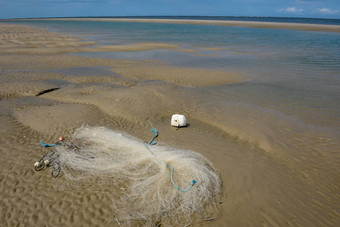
35 126 223 225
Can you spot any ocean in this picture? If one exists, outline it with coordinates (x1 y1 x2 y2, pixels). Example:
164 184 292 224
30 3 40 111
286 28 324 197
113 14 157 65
1 17 340 225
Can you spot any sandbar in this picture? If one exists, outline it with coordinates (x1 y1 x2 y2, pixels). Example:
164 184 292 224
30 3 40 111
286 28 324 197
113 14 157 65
7 17 340 33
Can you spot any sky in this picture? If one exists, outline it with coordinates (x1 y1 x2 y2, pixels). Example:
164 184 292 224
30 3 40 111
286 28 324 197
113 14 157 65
0 0 339 19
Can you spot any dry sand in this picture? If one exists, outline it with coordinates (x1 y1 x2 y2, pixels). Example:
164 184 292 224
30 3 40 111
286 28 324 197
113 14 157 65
1 23 339 226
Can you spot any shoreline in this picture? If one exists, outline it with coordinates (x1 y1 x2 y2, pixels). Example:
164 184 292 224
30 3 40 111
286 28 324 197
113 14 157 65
0 23 247 87
2 17 340 32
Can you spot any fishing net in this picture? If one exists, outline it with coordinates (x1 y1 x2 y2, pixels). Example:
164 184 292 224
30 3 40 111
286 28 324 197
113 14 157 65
34 126 223 225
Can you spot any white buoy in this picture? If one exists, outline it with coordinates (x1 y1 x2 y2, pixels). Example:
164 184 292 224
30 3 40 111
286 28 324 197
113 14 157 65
171 114 187 127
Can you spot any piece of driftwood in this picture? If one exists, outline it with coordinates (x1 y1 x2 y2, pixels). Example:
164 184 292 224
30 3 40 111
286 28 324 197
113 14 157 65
35 87 60 96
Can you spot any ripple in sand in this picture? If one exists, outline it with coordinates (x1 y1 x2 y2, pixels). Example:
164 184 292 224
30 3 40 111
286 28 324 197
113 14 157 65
13 103 105 138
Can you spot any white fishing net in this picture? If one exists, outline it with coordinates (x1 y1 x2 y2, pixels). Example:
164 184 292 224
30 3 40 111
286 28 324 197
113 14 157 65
39 126 223 225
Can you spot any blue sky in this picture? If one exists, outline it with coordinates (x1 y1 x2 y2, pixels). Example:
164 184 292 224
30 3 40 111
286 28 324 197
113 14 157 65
0 0 339 19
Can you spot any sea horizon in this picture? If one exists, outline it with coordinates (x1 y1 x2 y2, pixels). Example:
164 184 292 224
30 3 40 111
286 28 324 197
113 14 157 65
2 15 340 25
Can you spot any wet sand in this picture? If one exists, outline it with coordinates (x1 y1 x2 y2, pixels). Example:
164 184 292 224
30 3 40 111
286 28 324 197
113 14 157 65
1 23 339 226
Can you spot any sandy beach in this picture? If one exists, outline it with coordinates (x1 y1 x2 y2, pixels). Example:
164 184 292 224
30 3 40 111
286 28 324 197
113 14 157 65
1 22 339 226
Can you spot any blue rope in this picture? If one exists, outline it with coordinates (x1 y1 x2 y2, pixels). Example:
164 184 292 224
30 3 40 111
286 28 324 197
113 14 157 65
148 128 158 145
40 141 57 147
167 164 197 192
145 128 197 192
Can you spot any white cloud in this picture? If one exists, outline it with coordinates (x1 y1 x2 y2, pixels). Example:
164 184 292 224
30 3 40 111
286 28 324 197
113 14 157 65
279 7 304 13
317 8 340 15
